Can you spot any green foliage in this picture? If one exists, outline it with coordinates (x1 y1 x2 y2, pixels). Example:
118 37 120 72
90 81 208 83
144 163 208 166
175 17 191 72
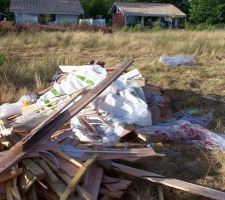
190 0 225 24
213 23 225 29
0 0 9 14
185 22 195 30
152 20 162 31
133 24 147 31
195 23 209 30
80 0 114 19
121 26 130 32
121 24 148 32
0 53 5 66
0 0 14 20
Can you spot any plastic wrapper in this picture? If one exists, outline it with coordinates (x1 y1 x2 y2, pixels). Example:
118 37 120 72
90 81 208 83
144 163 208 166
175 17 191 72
138 120 225 150
173 110 212 127
0 103 22 119
159 54 196 67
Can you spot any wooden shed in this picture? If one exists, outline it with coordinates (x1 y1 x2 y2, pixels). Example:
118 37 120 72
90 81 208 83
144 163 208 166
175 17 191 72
109 2 186 28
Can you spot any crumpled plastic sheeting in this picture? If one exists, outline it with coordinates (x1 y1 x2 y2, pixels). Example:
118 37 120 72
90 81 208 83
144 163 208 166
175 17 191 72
172 110 213 127
159 54 196 67
0 103 22 119
71 116 126 146
38 64 107 103
97 88 152 127
70 69 152 145
138 120 225 150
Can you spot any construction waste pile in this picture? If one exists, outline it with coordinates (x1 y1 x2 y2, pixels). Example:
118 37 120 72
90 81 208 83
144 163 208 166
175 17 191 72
0 60 225 200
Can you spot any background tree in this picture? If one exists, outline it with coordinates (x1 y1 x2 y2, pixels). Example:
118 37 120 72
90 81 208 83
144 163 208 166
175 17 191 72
0 0 14 20
190 0 225 24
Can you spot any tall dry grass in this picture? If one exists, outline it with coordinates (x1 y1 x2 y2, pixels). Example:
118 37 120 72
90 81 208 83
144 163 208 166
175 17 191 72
1 30 225 199
0 30 225 130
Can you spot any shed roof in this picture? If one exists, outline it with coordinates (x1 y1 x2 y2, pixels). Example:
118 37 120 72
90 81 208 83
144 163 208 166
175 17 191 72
10 0 84 14
109 2 186 17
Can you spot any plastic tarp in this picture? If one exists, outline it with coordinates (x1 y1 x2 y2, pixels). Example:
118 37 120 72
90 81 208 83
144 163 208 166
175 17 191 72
138 120 225 150
159 54 196 67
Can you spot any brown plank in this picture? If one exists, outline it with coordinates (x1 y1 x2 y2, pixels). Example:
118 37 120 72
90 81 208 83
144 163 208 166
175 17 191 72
103 161 225 200
36 159 59 183
0 183 6 199
0 168 23 183
102 175 131 192
99 188 123 199
60 154 98 200
80 148 157 162
82 165 104 200
21 159 45 178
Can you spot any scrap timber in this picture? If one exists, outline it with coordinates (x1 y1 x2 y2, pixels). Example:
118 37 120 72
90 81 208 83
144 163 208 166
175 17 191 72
0 59 134 174
0 59 225 200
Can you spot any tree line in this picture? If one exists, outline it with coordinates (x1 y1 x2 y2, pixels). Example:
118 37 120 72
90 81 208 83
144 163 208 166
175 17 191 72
1 0 225 25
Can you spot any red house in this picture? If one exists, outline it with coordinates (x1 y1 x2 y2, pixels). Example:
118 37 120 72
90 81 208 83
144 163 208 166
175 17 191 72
109 2 186 28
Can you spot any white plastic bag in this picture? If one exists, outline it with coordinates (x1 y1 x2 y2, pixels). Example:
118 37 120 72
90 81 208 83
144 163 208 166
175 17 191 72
159 54 196 67
97 88 152 127
0 103 22 119
38 64 107 104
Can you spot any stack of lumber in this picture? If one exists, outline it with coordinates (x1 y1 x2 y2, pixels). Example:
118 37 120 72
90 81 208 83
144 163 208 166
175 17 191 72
0 60 225 200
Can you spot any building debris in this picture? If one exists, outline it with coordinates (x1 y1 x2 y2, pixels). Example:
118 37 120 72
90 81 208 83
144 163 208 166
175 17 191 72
0 59 225 200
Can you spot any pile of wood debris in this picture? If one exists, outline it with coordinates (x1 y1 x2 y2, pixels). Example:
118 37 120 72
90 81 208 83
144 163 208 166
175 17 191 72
0 21 113 36
0 60 225 200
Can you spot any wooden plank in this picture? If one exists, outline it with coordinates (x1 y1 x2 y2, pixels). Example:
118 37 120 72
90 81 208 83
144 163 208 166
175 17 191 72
0 168 23 183
76 185 93 200
55 156 79 178
99 188 123 199
11 187 22 200
60 154 98 200
37 161 77 200
55 149 83 168
36 159 59 183
0 183 6 200
158 185 164 200
102 175 131 192
0 59 133 175
19 169 37 193
21 159 45 178
47 178 77 200
40 154 92 200
82 165 103 200
80 148 158 162
5 181 13 200
26 186 39 200
35 185 58 200
102 161 225 200
11 176 22 200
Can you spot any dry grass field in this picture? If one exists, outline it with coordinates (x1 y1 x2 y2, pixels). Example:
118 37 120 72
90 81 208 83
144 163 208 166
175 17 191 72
1 30 225 199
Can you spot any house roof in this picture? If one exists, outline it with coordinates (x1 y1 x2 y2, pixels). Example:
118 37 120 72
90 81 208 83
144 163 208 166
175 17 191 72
10 0 84 14
109 2 186 18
